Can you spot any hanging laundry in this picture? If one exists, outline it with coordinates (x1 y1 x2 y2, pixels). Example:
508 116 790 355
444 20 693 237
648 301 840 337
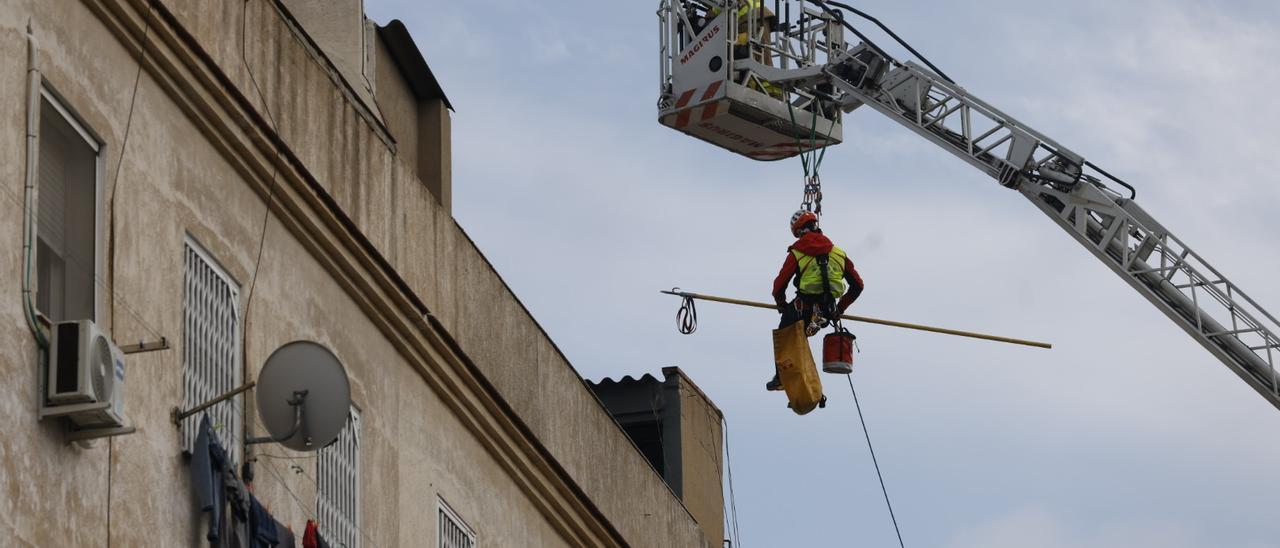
190 415 231 543
226 471 252 547
190 413 257 547
302 520 332 548
248 494 280 548
274 521 296 548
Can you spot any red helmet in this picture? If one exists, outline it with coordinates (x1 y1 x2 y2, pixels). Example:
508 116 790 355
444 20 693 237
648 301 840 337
790 210 818 237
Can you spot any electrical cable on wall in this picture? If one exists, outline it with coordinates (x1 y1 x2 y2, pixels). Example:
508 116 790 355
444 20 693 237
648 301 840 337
220 395 385 548
103 4 155 545
240 0 284 319
22 19 46 352
15 13 167 351
722 416 743 547
184 6 401 547
0 184 167 343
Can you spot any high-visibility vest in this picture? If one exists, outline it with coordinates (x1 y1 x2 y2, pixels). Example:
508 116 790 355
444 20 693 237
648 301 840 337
711 0 763 19
710 1 772 47
792 246 848 298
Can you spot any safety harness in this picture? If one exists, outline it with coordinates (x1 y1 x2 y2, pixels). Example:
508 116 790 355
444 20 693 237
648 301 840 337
816 249 855 343
816 253 837 324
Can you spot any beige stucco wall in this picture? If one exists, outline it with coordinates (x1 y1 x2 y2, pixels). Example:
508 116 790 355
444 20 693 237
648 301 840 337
160 1 712 546
0 0 713 546
675 372 726 546
372 33 419 180
278 0 380 125
0 1 570 546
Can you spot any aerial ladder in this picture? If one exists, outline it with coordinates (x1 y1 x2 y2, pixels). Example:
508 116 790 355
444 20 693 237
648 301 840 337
658 0 1280 410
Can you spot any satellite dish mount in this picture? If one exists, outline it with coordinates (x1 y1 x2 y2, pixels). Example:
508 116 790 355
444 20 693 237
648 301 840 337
246 389 308 446
171 341 350 453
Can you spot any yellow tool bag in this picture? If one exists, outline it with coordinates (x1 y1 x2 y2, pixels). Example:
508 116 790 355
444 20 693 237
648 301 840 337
773 321 826 415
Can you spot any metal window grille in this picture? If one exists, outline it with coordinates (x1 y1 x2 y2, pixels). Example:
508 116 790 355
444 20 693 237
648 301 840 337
438 498 476 548
318 408 361 548
180 239 242 465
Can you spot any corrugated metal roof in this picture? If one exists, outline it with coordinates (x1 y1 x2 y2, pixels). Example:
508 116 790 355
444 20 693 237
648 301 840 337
589 373 662 388
376 20 454 110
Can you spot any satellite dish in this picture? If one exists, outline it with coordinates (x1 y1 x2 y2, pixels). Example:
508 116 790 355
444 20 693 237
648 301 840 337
254 341 351 451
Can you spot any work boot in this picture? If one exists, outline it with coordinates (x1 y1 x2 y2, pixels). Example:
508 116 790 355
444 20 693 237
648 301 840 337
766 374 783 391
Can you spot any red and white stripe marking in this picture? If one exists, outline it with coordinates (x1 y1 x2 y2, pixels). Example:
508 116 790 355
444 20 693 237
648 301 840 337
668 81 724 129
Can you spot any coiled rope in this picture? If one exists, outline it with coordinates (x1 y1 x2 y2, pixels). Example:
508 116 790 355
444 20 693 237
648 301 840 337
675 288 699 334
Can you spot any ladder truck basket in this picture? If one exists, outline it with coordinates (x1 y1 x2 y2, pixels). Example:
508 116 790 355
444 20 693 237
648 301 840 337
658 0 844 161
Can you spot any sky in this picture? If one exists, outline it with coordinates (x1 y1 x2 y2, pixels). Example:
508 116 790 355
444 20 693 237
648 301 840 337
364 1 1280 546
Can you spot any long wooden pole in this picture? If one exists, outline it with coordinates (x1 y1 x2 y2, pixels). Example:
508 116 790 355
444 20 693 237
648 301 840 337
662 290 1052 349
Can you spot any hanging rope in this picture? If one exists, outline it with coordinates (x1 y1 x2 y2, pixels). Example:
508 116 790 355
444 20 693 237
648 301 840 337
786 92 827 216
675 288 698 334
847 375 905 548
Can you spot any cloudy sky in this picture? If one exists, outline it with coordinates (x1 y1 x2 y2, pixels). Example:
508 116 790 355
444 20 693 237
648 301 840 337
366 1 1280 546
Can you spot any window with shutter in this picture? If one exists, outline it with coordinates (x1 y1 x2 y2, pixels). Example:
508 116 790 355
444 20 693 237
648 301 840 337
180 239 242 465
438 498 476 548
35 90 100 323
318 407 361 548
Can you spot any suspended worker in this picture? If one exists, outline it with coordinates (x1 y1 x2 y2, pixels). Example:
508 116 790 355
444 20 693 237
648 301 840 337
767 210 864 391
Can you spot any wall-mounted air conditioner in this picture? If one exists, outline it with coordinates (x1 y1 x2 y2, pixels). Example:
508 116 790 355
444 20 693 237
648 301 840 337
40 319 127 429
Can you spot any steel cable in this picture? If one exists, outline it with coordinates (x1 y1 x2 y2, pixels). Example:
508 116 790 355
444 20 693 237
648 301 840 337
808 2 1138 199
809 0 954 84
846 374 905 548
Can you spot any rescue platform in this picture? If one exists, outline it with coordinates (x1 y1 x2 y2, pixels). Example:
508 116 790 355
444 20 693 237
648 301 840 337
658 1 843 161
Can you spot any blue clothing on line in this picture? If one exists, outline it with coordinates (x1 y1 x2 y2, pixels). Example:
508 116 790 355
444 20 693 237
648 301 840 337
249 494 281 547
191 415 231 542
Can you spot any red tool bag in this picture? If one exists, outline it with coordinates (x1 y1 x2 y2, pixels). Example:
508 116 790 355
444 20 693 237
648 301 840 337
822 330 856 374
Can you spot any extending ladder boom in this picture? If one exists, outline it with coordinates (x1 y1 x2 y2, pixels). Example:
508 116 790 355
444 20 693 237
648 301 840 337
656 0 1280 409
820 47 1280 409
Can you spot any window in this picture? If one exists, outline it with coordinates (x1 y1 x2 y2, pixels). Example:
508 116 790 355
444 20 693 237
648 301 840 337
438 498 475 548
180 239 242 464
318 407 361 548
35 89 101 323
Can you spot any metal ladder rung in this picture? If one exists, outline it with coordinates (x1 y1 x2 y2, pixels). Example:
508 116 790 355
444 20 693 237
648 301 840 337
970 123 1005 149
1206 327 1263 337
976 133 1012 158
1131 265 1180 275
1174 278 1230 292
1163 250 1191 281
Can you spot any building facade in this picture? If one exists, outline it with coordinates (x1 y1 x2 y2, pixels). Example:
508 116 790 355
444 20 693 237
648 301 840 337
0 0 720 546
589 368 727 546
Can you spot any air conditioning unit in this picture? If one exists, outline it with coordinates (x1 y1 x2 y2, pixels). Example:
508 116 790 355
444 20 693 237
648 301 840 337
42 319 126 429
